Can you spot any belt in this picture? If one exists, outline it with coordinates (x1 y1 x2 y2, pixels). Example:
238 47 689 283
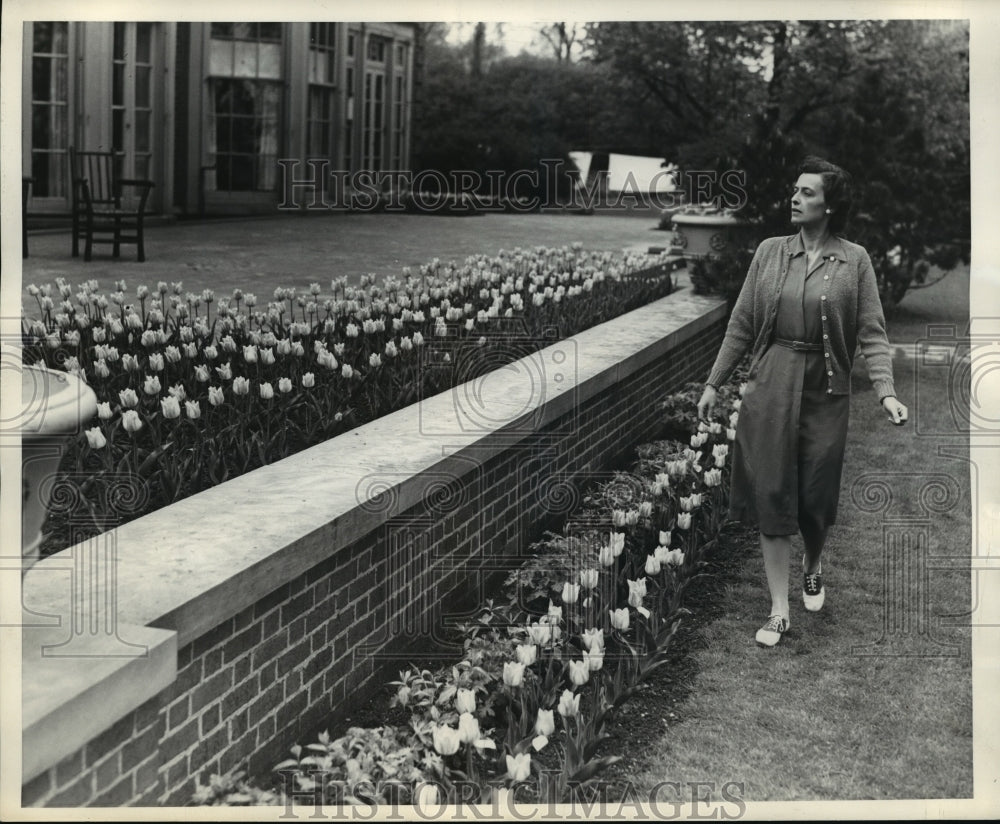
774 337 824 352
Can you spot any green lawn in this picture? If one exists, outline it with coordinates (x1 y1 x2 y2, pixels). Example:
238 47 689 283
886 263 970 343
601 350 972 801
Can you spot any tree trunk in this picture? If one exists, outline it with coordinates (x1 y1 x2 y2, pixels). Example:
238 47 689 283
472 22 485 77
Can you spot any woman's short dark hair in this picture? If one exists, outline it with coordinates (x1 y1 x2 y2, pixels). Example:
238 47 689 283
797 156 853 233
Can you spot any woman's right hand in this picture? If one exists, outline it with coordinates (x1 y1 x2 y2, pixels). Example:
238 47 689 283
697 385 718 421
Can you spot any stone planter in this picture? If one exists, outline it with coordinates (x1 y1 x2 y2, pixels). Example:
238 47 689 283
19 364 97 570
670 212 750 259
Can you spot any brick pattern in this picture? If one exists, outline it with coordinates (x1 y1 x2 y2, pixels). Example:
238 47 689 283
23 317 724 808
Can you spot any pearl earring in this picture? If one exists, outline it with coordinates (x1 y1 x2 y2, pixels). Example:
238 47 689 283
825 209 832 214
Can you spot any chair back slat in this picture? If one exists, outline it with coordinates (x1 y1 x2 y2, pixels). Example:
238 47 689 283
70 148 125 206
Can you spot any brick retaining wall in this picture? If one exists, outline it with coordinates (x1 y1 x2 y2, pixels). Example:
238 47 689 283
21 288 726 807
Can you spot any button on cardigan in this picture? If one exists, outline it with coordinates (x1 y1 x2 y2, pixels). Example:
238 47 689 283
706 234 896 401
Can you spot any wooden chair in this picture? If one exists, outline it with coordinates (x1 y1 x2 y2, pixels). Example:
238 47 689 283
69 147 154 262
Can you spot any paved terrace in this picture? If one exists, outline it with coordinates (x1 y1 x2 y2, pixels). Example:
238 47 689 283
20 212 670 314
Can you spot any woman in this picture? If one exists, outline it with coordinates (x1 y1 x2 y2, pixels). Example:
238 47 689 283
696 156 908 647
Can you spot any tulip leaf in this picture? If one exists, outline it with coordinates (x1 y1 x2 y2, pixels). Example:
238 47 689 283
513 734 535 755
582 734 614 760
137 442 172 478
563 735 581 766
569 755 623 783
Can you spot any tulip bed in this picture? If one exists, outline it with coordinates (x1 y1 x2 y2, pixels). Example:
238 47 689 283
191 368 748 807
21 245 675 555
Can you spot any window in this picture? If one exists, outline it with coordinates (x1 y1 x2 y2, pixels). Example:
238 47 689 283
308 22 336 84
392 73 405 170
307 22 337 160
210 22 282 41
343 38 356 169
208 23 283 191
362 68 384 172
307 87 333 159
30 22 70 198
367 36 386 62
113 22 155 180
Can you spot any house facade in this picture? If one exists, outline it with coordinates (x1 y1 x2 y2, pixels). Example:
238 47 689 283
23 21 416 218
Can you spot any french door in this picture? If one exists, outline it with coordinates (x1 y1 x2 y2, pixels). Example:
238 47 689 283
112 22 158 207
362 67 385 172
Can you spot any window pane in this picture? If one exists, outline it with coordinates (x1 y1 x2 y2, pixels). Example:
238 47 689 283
113 108 124 149
258 153 277 189
258 118 278 154
31 57 51 102
232 22 255 40
136 23 153 63
230 156 254 190
40 106 67 151
114 23 125 60
232 80 257 115
135 111 151 152
260 82 281 116
32 104 52 148
214 157 228 189
209 39 233 75
33 22 53 54
231 80 257 115
211 115 228 152
211 22 234 39
234 40 258 78
257 42 281 79
308 121 319 156
232 118 255 153
135 155 150 180
33 151 67 197
135 66 151 108
56 106 69 147
54 55 68 100
259 23 282 41
32 22 69 55
113 63 124 106
52 21 68 53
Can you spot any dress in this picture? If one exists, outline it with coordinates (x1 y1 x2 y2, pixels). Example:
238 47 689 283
728 249 851 535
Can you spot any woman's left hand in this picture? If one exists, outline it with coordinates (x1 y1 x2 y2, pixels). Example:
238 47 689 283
882 396 908 426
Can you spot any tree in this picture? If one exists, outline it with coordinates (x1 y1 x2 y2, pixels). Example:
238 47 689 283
586 19 970 309
411 37 650 201
538 23 584 62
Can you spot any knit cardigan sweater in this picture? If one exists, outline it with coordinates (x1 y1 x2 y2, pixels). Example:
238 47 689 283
706 233 896 401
